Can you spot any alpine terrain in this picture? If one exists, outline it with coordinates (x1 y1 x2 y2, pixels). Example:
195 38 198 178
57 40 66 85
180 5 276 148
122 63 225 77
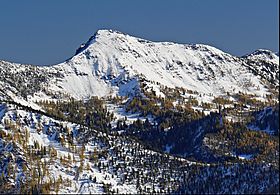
0 29 279 194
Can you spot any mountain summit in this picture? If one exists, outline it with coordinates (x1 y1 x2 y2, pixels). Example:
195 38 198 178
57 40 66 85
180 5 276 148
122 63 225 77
0 29 279 103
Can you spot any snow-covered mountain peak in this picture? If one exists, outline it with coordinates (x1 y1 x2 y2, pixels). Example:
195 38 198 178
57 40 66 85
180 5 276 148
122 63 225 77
240 49 279 86
250 49 277 56
76 29 232 58
95 29 128 37
243 49 279 64
1 29 278 101
75 29 138 52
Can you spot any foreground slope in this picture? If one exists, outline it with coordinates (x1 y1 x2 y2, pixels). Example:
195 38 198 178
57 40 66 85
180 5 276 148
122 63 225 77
0 101 278 194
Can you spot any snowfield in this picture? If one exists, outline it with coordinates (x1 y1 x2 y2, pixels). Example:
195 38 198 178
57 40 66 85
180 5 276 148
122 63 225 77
53 30 276 99
1 29 278 104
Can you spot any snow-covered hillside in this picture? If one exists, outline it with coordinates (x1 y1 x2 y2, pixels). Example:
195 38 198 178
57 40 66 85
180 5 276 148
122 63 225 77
0 102 278 194
242 49 279 86
54 29 278 99
0 29 279 102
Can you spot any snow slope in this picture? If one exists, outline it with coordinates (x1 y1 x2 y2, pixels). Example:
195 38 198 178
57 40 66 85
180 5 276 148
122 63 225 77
242 49 279 86
0 29 279 102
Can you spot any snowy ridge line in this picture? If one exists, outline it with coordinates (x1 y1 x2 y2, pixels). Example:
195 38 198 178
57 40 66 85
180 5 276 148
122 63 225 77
1 99 51 119
0 29 279 102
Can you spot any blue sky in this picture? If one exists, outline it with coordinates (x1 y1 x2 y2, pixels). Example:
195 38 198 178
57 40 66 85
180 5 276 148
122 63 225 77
0 0 278 65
